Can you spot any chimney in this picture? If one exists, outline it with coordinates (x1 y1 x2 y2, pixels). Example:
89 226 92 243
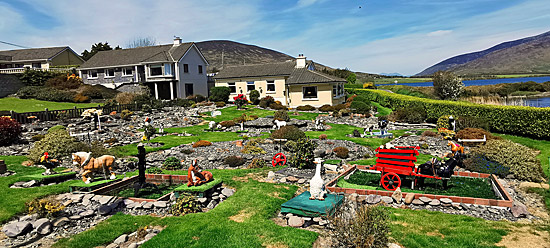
173 36 182 46
296 54 306 68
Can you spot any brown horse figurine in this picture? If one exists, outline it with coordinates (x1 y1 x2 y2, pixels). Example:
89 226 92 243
186 159 213 187
447 141 464 156
72 152 116 184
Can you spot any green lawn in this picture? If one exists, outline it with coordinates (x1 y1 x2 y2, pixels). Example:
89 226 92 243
202 106 320 122
0 97 101 112
374 77 432 85
371 102 392 116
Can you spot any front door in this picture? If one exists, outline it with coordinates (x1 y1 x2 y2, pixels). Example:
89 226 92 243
185 84 194 97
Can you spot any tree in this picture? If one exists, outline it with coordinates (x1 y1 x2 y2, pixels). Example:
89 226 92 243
209 86 231 102
346 73 357 84
432 71 464 100
126 37 157 48
81 42 121 61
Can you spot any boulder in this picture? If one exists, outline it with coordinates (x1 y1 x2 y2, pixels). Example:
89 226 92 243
81 210 95 217
404 193 415 205
411 199 424 205
391 188 402 203
366 195 381 204
221 188 235 197
2 221 32 237
114 234 128 244
511 201 529 218
419 197 432 203
288 216 304 227
381 196 393 204
53 217 69 227
99 205 113 215
429 199 441 206
33 218 52 235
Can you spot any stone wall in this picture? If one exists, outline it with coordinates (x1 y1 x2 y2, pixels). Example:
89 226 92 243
0 74 24 97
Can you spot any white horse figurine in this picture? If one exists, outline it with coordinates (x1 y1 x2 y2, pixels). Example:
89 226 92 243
209 121 216 130
309 158 326 201
273 119 287 130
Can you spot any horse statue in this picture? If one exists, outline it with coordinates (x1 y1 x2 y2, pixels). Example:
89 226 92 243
72 152 116 184
447 140 464 156
186 159 213 187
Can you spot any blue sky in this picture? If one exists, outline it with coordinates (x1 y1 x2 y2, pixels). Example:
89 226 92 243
1 0 549 75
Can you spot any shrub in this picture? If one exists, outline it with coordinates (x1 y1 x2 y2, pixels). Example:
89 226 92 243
215 101 226 107
163 157 182 170
143 125 156 140
289 138 317 169
333 147 349 158
173 98 194 107
169 193 201 216
134 93 152 106
82 85 118 99
421 130 437 137
146 167 163 174
471 139 545 182
350 101 370 114
249 90 260 104
26 196 65 218
32 134 45 142
16 86 45 99
84 141 111 158
233 114 257 123
259 96 275 108
45 74 81 90
333 104 347 111
436 115 452 130
241 141 266 154
352 129 361 137
115 92 136 104
18 69 60 86
456 128 500 141
209 87 231 102
319 134 328 140
247 158 266 169
318 104 335 112
48 125 66 133
28 129 86 162
328 204 390 248
0 117 21 146
456 115 490 131
73 93 90 103
187 94 206 103
120 109 133 120
273 110 290 122
464 154 510 178
433 70 464 100
224 155 246 167
269 102 287 110
30 88 76 102
219 120 235 128
270 125 306 141
192 140 212 148
296 105 316 111
388 107 427 124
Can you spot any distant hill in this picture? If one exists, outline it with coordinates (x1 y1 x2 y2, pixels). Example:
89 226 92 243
195 40 294 71
416 31 550 76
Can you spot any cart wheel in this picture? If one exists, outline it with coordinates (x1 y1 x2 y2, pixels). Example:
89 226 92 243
272 153 287 167
381 172 401 191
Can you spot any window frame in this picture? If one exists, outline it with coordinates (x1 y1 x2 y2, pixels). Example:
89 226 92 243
149 64 163 77
122 67 133 77
198 65 203 74
246 81 255 93
104 68 115 78
302 86 318 100
88 70 98 79
227 82 236 94
266 80 276 93
164 63 173 76
183 64 189 73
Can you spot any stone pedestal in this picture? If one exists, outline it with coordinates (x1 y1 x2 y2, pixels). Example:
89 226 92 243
0 160 6 174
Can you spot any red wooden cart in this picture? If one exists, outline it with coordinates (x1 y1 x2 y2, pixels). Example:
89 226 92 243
367 146 445 191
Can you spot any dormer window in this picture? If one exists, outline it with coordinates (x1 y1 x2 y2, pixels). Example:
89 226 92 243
150 65 162 76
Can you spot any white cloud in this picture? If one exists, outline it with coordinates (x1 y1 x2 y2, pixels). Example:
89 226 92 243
427 30 453 37
284 0 327 12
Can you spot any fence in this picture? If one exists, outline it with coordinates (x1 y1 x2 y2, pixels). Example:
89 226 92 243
7 102 141 124
0 67 72 74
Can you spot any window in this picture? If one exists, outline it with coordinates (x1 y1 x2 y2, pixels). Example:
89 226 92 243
198 65 203 74
183 64 189 73
32 63 41 68
88 70 98 79
247 81 255 92
267 80 275 92
303 86 318 99
150 64 162 76
105 68 115 78
164 63 172 76
333 85 337 96
228 82 236 93
122 67 133 76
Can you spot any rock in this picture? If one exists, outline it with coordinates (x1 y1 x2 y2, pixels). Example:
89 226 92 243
114 234 128 244
279 178 287 183
221 188 235 197
212 195 220 201
297 179 306 184
288 216 304 227
324 164 338 172
33 218 52 235
511 201 529 218
404 193 415 204
99 205 113 215
19 213 38 222
81 210 95 217
388 243 401 248
128 243 138 248
2 221 32 238
286 176 299 183
381 196 393 204
106 243 118 248
366 194 381 204
419 197 432 203
451 203 462 210
267 171 275 180
429 199 441 206
313 217 322 222
144 233 156 241
142 202 154 209
99 196 115 205
314 149 326 157
22 180 37 188
519 182 549 190
391 188 402 203
357 195 367 203
153 201 167 208
53 217 69 227
198 197 208 204
412 199 424 205
69 215 82 220
440 198 452 205
207 200 217 209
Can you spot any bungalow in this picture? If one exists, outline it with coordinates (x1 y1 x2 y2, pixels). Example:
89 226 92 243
214 55 346 108
78 37 209 100
0 46 84 73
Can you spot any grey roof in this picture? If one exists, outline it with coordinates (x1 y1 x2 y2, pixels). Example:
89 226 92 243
0 46 71 62
79 43 194 69
214 60 345 85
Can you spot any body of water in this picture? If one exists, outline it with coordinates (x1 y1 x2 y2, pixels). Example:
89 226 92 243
389 76 550 87
524 97 550 108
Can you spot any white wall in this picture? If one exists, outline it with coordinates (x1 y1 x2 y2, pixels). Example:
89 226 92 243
178 46 208 98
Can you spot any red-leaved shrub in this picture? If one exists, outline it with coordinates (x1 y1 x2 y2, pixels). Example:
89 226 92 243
0 117 22 146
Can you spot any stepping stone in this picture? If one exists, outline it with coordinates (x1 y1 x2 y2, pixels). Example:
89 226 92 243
53 217 69 227
33 218 52 235
381 196 393 204
153 201 167 208
404 193 415 205
366 195 381 204
440 198 452 205
2 221 32 237
419 197 432 203
69 215 82 220
288 216 304 227
412 199 424 205
81 210 95 217
429 199 441 206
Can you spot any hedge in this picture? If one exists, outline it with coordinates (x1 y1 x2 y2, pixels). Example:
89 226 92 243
351 89 550 139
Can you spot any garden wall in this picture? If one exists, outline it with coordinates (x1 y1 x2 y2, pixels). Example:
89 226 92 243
352 89 550 139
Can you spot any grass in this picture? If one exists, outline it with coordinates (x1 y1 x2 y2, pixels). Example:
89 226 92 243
371 102 392 117
174 178 223 192
115 184 179 199
374 77 432 85
202 106 320 122
0 97 101 112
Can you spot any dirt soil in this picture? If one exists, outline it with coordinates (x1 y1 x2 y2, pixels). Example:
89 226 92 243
497 225 550 248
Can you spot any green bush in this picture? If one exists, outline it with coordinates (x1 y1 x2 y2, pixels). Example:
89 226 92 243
173 98 194 107
48 125 66 133
187 94 206 103
247 158 267 169
33 88 77 102
259 96 275 108
31 134 45 142
273 110 290 121
318 104 335 112
329 204 390 248
456 128 500 141
249 90 260 104
463 154 510 178
289 138 317 169
163 157 182 170
269 102 287 110
456 115 490 131
0 117 21 146
45 74 81 90
219 120 235 128
146 167 163 174
141 104 152 113
16 86 44 99
333 147 349 158
224 155 246 167
18 69 61 86
296 105 316 111
350 101 370 114
28 129 87 162
471 139 545 182
169 193 201 216
433 71 464 100
388 107 427 124
120 110 133 120
215 101 226 107
81 85 118 99
241 143 266 154
143 125 156 140
352 89 550 139
333 104 347 111
270 125 306 141
209 87 231 102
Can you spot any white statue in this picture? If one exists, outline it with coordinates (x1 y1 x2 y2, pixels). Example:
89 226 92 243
240 122 244 131
274 119 287 130
211 110 222 117
309 158 326 201
209 121 216 130
216 124 222 130
159 123 164 133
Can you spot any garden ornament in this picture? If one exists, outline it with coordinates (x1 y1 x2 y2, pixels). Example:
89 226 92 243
217 124 222 130
309 158 326 201
447 140 464 156
72 152 116 184
273 119 287 130
186 159 213 187
378 119 389 135
144 117 151 125
39 152 60 175
209 121 216 130
159 123 164 134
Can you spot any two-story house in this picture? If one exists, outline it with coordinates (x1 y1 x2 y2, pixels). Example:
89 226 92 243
0 46 83 73
78 37 209 100
214 55 346 108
